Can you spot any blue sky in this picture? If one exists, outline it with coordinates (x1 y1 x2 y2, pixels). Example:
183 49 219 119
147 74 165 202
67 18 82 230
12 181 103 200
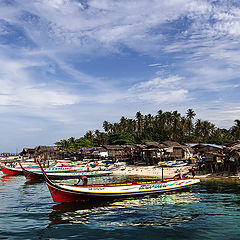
0 0 240 152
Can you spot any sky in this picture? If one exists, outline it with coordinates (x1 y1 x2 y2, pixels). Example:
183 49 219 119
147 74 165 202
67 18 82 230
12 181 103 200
0 0 240 153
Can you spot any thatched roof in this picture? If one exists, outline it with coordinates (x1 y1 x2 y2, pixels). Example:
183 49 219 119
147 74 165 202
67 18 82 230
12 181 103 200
35 146 55 152
93 147 107 152
121 145 135 149
144 142 166 148
102 145 124 150
162 141 183 148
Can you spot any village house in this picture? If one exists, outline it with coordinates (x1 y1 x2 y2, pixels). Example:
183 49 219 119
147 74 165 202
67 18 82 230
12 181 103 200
140 142 165 165
19 148 36 158
101 145 125 160
161 141 193 161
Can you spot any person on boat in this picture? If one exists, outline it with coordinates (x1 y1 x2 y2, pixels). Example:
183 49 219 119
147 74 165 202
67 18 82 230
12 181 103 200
75 176 88 186
82 176 88 186
190 167 195 178
175 173 184 179
178 173 184 179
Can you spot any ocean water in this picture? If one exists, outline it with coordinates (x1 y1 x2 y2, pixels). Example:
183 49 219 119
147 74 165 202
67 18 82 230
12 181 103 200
0 172 240 240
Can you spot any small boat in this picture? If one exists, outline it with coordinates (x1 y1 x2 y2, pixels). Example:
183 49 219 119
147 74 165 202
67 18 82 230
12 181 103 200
0 162 85 176
19 162 112 180
158 160 188 167
170 161 188 167
38 161 200 203
0 164 24 175
29 164 84 173
0 162 41 175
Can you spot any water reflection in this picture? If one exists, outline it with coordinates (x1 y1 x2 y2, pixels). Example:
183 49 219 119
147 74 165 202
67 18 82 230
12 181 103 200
1 174 19 181
23 179 43 186
48 191 200 227
200 179 240 194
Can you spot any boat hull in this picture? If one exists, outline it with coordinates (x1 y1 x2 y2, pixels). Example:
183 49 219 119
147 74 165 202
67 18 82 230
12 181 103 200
22 167 112 180
37 160 200 203
46 178 200 203
1 162 85 176
0 165 23 175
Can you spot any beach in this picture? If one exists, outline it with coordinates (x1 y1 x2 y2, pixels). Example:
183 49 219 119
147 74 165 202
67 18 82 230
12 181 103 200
110 164 193 178
110 164 240 181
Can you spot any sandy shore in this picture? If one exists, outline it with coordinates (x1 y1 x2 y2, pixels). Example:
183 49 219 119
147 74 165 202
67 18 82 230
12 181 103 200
110 165 193 179
109 164 240 181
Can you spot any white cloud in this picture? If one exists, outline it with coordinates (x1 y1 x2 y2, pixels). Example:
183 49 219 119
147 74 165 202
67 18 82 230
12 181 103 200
0 55 81 109
0 0 240 152
128 75 189 103
148 63 162 67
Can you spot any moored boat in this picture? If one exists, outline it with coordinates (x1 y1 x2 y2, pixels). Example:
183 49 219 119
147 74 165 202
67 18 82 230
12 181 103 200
38 161 200 203
0 162 85 176
30 165 84 173
19 162 112 180
158 160 188 167
0 164 23 175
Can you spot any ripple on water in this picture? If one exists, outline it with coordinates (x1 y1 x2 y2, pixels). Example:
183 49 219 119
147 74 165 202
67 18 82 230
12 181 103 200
1 173 240 239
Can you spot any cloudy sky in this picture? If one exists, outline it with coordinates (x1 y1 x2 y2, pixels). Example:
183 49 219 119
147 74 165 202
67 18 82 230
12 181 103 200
0 0 239 152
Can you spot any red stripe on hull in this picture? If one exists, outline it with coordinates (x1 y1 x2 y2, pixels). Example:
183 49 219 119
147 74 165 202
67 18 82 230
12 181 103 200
47 185 91 202
47 184 191 203
0 166 23 175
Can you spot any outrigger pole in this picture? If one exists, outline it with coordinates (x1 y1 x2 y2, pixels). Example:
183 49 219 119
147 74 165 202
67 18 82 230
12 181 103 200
162 166 164 182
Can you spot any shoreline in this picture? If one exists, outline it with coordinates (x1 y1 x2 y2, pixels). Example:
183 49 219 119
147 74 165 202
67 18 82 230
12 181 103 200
110 165 240 181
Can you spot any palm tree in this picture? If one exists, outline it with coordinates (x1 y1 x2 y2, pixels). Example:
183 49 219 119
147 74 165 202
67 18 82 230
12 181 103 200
144 114 154 128
230 119 240 140
194 119 215 142
84 131 94 142
186 109 196 136
119 116 128 132
202 121 215 142
194 119 203 142
136 111 144 133
94 130 107 145
103 121 110 133
186 109 196 119
126 119 137 136
68 137 76 150
54 139 70 150
171 110 181 140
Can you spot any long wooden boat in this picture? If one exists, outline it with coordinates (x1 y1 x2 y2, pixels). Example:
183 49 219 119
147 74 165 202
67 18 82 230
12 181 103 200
19 162 112 180
0 163 40 175
0 164 24 175
0 162 85 176
38 161 200 203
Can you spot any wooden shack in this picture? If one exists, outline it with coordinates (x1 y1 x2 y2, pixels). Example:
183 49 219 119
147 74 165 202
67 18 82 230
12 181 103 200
161 141 189 160
102 145 125 160
141 142 165 165
35 145 58 160
19 148 36 158
192 143 223 155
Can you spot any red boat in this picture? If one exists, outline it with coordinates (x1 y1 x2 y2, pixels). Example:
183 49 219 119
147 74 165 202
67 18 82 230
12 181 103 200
38 161 200 203
1 162 84 176
0 164 23 175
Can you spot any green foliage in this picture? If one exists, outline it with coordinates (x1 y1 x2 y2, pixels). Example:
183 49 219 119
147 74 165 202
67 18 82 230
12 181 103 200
54 110 239 151
76 137 95 148
55 137 94 150
108 132 135 145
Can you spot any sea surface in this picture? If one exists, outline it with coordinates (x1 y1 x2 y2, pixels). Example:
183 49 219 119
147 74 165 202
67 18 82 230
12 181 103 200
0 172 240 240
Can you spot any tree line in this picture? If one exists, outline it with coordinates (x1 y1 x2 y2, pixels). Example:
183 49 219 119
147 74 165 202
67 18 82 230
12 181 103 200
55 109 240 150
